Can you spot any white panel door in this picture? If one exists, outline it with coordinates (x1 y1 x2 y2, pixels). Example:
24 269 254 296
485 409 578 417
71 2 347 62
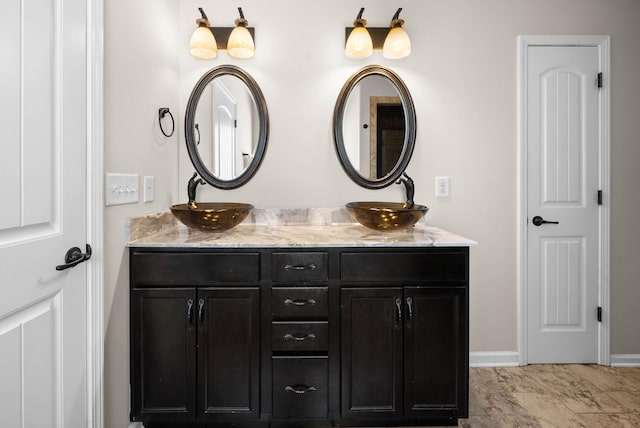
213 80 238 180
0 0 89 426
527 46 600 363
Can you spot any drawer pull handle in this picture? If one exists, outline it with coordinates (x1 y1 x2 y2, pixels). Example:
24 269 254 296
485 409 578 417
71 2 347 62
284 298 316 306
284 333 316 341
285 385 317 394
284 263 317 271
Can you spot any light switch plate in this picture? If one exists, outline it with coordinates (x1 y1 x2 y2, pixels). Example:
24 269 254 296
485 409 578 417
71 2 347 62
436 176 450 198
143 176 154 203
105 173 139 206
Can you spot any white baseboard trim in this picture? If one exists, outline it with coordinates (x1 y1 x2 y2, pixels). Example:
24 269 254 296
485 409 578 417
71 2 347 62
129 423 144 428
470 351 521 367
610 354 640 367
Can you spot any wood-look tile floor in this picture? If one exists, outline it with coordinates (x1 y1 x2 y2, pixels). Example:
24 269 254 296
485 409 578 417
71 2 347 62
454 365 640 427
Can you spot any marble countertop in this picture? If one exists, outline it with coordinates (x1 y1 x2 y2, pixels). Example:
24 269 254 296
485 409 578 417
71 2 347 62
126 208 477 248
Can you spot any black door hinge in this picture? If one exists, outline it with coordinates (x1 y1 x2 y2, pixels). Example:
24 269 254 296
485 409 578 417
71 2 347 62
234 119 237 128
597 307 602 322
597 190 603 205
597 72 603 88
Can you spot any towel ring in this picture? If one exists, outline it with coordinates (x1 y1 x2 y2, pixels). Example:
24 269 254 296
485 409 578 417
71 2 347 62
158 107 175 137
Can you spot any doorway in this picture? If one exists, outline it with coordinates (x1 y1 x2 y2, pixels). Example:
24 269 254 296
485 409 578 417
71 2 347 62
518 36 610 365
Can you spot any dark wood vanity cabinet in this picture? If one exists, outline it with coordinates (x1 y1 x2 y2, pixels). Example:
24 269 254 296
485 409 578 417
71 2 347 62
129 246 468 427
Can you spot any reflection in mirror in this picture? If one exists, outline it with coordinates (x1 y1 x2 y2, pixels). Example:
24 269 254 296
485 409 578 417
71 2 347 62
333 65 416 189
342 75 405 180
194 75 259 180
185 65 269 189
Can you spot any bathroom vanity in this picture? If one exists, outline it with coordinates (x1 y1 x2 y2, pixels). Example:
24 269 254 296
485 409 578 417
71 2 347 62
128 210 476 428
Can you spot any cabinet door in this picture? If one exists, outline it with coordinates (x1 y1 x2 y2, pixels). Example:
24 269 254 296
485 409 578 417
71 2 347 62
130 288 197 422
341 288 403 420
198 287 260 421
404 286 468 418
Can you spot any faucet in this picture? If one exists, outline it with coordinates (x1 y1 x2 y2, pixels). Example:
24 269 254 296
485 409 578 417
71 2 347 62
187 172 206 209
396 172 415 209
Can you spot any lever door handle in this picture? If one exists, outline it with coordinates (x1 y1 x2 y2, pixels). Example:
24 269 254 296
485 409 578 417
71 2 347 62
532 216 559 226
56 244 92 271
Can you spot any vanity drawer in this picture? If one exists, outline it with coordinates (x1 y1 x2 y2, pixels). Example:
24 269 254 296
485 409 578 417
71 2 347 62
272 252 328 282
272 287 328 320
341 251 467 282
272 322 328 352
131 251 260 285
272 356 328 419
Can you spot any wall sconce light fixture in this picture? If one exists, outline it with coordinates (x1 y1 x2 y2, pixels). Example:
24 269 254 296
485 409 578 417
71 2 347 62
189 7 256 60
345 8 373 59
227 8 255 59
383 8 411 59
190 8 217 59
344 7 411 59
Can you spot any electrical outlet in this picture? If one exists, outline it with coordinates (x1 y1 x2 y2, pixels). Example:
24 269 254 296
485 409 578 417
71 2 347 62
436 176 450 198
143 176 154 203
105 173 139 206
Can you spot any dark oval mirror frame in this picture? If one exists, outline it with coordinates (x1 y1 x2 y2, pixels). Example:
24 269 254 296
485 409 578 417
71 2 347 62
185 65 269 189
333 65 417 189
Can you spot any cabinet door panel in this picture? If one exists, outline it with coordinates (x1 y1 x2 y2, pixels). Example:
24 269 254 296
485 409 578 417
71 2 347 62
404 286 468 417
198 287 260 421
130 288 196 422
341 288 402 419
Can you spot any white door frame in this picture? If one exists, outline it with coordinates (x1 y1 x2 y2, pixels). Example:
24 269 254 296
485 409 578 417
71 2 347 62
517 35 610 366
88 0 104 426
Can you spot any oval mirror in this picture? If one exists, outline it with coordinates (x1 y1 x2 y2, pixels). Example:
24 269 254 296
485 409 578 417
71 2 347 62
185 65 269 189
333 65 416 188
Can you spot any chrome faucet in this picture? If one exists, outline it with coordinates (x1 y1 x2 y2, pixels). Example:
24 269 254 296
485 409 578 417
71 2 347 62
396 172 415 209
187 172 206 209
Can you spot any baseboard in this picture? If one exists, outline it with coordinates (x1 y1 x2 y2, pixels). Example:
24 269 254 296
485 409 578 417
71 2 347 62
470 351 520 367
129 423 144 428
610 354 640 367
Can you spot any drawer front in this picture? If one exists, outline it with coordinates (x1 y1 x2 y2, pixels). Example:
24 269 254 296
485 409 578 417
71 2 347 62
272 357 328 419
272 287 328 320
272 252 328 282
131 252 260 285
272 322 328 352
341 251 467 282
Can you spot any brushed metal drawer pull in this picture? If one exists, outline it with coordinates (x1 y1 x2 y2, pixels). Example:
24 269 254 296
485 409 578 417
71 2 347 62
285 385 317 394
284 298 316 306
284 333 316 341
284 263 317 271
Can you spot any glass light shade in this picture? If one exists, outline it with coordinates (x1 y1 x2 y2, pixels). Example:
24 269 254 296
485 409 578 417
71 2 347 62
383 26 411 59
345 26 373 58
190 26 217 59
227 26 255 59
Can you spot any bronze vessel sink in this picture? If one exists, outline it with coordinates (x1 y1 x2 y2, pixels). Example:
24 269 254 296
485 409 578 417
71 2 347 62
346 201 429 231
170 202 253 232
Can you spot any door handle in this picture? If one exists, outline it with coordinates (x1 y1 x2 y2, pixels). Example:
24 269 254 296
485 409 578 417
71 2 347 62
532 216 559 226
56 244 92 271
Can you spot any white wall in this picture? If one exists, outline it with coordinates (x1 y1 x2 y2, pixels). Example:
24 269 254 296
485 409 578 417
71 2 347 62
104 0 640 426
103 0 180 427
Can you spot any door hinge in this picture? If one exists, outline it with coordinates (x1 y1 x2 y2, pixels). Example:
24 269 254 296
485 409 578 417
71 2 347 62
234 119 237 128
597 190 603 205
597 307 602 322
597 72 603 88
